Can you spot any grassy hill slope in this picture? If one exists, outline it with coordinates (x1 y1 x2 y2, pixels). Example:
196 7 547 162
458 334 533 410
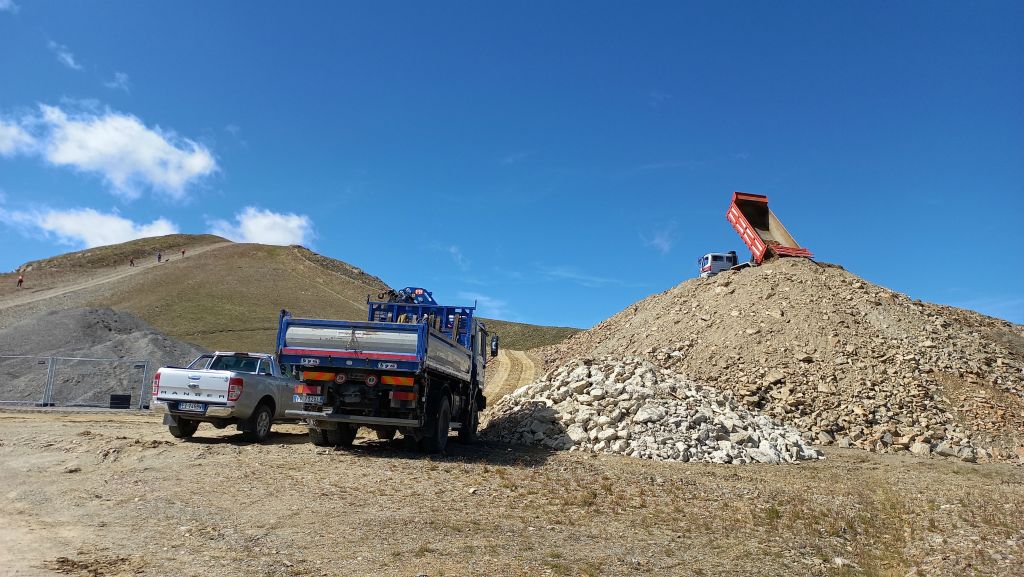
15 235 582 352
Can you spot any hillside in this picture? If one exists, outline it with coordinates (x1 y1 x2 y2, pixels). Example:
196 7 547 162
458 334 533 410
1 234 577 353
541 258 1024 461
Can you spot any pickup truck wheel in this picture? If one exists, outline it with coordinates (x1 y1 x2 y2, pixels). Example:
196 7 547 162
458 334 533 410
330 425 358 447
422 396 451 453
168 417 199 439
457 398 479 444
243 403 274 443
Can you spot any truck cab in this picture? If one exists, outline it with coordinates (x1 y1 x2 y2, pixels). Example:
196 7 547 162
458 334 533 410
698 251 739 278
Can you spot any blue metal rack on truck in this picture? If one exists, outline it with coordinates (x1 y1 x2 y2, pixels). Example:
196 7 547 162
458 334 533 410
279 287 498 452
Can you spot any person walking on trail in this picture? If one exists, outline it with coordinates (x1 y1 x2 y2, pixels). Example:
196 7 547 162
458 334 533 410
181 249 185 258
129 257 135 268
157 251 162 263
16 274 24 288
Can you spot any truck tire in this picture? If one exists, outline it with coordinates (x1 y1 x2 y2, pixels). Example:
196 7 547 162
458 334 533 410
421 396 451 453
457 397 479 444
243 403 274 443
329 425 358 447
168 417 199 439
308 427 331 446
374 427 397 441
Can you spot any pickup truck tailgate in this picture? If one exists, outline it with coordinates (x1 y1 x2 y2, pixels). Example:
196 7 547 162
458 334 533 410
157 368 232 404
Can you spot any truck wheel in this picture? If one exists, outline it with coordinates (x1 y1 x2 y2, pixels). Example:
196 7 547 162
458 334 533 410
374 427 397 441
168 417 199 439
330 425 358 447
243 403 274 443
308 427 330 446
457 398 479 444
422 396 451 453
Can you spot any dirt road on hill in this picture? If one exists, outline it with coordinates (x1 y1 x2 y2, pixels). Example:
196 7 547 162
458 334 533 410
0 243 232 312
1 408 1021 577
484 349 541 404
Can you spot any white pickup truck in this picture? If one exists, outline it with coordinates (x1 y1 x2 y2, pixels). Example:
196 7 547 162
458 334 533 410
151 352 300 442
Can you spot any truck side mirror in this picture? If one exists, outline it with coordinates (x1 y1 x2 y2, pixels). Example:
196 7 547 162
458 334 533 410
490 336 500 357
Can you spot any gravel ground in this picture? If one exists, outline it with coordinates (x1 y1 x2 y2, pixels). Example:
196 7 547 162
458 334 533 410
1 409 1021 577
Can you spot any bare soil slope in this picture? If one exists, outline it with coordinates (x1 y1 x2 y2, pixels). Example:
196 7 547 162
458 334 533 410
1 410 1021 577
542 258 1024 461
1 235 575 353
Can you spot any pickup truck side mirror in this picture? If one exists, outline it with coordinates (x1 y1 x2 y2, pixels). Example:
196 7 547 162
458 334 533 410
490 336 500 357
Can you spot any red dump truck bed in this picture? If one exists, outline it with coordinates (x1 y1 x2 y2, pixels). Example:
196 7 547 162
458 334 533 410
726 192 813 264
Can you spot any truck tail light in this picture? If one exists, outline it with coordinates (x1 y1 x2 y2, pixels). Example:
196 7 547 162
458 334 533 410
227 377 244 401
391 391 416 401
151 372 161 397
295 384 321 395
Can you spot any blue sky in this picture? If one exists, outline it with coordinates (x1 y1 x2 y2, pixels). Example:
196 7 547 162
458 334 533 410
1 2 1021 327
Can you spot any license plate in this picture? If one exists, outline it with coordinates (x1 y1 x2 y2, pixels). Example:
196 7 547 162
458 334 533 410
303 395 323 405
178 402 206 412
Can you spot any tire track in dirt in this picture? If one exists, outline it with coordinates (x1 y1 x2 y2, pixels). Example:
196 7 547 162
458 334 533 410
484 350 539 406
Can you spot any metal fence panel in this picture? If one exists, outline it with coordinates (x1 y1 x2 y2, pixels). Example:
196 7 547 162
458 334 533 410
46 357 149 409
0 355 51 406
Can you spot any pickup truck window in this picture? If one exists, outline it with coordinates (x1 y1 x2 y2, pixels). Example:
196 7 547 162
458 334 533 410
256 359 273 376
209 355 260 374
187 355 214 370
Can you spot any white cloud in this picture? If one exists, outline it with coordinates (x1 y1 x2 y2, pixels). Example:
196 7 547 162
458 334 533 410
457 291 511 319
641 221 677 255
0 118 34 155
36 104 217 199
0 0 19 13
538 265 623 288
448 245 469 270
208 207 314 246
48 41 82 70
1 207 178 248
103 72 131 92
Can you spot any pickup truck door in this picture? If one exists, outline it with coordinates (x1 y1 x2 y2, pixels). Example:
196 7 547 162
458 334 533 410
257 358 298 418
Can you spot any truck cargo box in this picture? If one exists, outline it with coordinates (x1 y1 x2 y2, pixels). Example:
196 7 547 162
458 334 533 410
726 192 813 264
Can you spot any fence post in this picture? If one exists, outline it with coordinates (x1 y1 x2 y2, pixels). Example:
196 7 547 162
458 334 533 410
43 356 56 406
138 361 150 409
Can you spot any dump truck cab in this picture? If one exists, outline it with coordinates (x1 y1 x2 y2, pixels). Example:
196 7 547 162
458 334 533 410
698 251 739 278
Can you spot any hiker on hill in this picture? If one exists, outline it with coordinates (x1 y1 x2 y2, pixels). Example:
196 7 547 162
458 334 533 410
129 257 135 267
181 249 185 258
16 274 24 288
157 251 162 263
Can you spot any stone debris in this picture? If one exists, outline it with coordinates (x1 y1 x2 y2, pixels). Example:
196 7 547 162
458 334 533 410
541 258 1024 462
483 357 823 464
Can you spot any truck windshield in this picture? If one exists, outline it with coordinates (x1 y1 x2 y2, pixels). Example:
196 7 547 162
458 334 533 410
209 355 261 374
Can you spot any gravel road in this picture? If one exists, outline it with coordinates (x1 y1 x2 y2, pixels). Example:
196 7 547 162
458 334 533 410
1 409 1021 577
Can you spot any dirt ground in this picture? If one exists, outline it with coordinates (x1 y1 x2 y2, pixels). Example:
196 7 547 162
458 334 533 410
1 409 1021 577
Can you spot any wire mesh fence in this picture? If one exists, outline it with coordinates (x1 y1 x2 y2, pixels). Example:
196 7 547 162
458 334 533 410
0 355 150 409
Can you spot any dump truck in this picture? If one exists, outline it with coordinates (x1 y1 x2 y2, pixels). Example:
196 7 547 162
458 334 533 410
279 287 495 452
726 192 813 264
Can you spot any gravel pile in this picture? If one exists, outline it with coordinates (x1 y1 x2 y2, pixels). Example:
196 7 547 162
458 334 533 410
483 357 823 464
541 258 1024 462
0 308 206 406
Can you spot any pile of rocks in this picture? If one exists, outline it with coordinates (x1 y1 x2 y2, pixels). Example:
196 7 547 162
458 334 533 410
482 357 823 464
541 258 1024 462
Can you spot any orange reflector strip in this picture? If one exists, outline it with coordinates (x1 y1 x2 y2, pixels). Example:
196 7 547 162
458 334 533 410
294 384 321 394
391 391 416 401
381 375 414 386
301 371 334 381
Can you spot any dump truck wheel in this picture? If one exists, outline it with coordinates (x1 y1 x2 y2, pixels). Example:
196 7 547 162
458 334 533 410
308 427 330 446
168 417 199 439
242 403 274 443
374 427 397 441
422 396 451 453
330 425 358 447
456 398 479 444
